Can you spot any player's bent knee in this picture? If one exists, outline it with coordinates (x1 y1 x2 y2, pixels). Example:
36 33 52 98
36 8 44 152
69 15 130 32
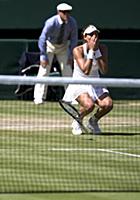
108 99 113 111
100 99 113 112
107 103 113 112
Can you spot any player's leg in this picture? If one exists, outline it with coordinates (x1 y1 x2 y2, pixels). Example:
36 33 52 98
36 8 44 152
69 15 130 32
34 53 54 104
88 91 113 134
72 93 95 135
95 93 113 120
77 93 95 119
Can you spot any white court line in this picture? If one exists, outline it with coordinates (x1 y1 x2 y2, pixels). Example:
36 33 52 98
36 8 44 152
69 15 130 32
48 148 140 158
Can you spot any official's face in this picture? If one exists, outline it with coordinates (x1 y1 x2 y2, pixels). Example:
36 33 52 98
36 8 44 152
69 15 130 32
58 10 70 22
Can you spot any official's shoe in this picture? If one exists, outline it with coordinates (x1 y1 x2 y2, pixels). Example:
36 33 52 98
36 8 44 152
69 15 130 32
87 117 101 134
71 120 82 135
34 99 44 105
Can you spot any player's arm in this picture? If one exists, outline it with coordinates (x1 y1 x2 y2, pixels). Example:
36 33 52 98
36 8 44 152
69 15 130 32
88 33 108 75
73 46 93 75
97 44 108 74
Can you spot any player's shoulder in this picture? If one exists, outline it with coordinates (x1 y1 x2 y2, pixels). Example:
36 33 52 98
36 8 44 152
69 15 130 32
73 44 83 56
73 44 83 52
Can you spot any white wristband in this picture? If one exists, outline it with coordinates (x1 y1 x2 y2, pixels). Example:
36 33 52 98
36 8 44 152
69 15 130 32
87 49 95 59
95 49 102 59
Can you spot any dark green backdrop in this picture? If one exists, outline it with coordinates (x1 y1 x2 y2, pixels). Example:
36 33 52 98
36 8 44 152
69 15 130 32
0 0 140 29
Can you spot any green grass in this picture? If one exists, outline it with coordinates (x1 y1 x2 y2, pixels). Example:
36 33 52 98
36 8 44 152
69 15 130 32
0 192 140 200
0 100 139 199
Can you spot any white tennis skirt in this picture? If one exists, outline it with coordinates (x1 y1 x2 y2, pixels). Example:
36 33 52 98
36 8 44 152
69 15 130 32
63 84 109 102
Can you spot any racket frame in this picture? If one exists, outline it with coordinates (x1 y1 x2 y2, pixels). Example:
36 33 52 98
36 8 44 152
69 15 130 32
59 100 88 133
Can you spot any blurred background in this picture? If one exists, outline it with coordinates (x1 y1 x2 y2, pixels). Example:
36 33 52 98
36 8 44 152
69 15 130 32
0 0 140 99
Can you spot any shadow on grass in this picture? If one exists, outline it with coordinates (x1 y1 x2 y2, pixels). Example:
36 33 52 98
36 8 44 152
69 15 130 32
100 132 138 136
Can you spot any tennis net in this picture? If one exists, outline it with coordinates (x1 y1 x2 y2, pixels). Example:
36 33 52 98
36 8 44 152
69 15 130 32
0 75 139 192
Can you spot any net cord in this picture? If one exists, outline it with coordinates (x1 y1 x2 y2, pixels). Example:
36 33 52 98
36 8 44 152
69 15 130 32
0 75 140 88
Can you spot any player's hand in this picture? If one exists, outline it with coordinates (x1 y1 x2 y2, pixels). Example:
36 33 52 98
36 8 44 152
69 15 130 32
88 34 99 51
40 60 49 68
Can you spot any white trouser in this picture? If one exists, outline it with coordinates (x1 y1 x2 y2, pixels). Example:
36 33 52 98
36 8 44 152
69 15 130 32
34 41 72 101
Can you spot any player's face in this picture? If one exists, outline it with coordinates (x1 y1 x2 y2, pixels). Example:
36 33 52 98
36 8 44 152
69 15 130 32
84 31 99 41
58 10 70 22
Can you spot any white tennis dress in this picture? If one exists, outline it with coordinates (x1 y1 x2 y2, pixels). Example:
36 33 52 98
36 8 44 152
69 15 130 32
63 43 109 102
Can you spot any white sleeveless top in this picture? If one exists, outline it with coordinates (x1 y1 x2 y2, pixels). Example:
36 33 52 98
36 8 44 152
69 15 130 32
73 43 100 78
63 43 109 102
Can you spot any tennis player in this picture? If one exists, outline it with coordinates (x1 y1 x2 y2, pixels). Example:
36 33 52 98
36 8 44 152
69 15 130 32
63 25 113 135
34 3 78 104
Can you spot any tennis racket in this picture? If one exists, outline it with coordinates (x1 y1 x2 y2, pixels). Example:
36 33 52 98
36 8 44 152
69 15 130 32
21 64 39 76
59 100 88 133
